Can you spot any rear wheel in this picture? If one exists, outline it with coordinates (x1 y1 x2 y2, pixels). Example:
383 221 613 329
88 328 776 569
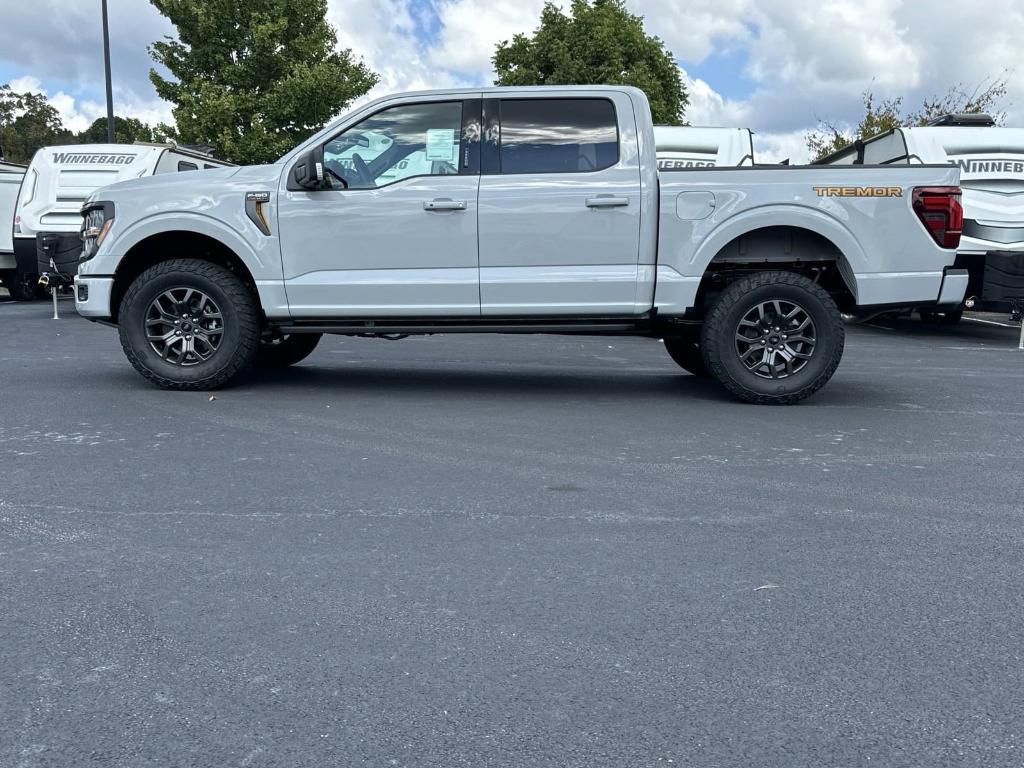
663 332 708 377
702 271 844 404
255 333 323 368
118 259 260 390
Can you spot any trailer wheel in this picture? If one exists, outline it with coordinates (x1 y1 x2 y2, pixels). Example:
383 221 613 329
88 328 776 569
255 333 323 368
702 271 845 405
6 270 42 302
118 259 260 390
663 332 709 377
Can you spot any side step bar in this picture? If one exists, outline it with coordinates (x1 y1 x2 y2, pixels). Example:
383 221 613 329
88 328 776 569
272 314 655 337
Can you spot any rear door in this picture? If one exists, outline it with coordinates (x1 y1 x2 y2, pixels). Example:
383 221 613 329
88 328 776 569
477 93 642 315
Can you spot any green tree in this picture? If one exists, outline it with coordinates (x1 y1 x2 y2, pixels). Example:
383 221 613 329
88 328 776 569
148 0 379 165
807 75 1009 161
493 0 688 125
76 116 157 145
0 84 72 164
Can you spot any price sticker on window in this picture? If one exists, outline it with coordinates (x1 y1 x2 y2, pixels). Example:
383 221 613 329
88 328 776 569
425 128 456 162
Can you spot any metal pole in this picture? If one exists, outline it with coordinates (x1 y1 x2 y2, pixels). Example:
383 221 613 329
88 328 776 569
51 286 59 320
101 0 115 143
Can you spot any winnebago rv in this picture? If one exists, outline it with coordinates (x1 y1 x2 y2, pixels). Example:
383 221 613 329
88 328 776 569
653 126 754 170
816 114 1024 322
0 160 27 297
8 143 232 301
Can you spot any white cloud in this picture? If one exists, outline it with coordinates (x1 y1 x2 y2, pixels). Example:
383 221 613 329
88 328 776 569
427 0 545 75
8 74 172 134
681 70 752 127
1 0 1021 158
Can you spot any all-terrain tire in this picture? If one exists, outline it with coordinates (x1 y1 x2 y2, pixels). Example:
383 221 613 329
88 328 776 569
663 332 709 377
255 333 323 368
118 259 260 390
702 271 845 405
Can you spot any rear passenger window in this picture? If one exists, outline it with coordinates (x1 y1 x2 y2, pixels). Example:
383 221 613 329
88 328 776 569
178 161 198 172
498 99 618 174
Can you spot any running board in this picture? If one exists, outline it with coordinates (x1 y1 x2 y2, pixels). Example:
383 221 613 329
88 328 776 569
272 314 654 337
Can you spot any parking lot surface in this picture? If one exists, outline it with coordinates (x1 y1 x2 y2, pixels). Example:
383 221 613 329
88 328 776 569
2 295 1023 768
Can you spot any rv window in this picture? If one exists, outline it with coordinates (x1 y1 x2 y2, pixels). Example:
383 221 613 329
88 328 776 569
178 161 198 172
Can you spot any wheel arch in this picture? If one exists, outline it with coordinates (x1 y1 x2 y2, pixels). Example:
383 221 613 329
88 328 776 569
110 230 260 323
694 224 859 314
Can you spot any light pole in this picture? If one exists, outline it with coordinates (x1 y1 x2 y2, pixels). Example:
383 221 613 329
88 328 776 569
101 0 115 143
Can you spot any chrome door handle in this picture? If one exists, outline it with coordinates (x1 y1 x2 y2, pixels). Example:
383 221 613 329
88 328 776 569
586 196 630 208
423 199 467 211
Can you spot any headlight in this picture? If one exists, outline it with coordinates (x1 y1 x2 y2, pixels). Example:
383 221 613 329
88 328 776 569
80 201 115 262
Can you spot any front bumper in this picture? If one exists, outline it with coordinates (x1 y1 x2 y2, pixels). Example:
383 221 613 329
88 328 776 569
74 275 115 319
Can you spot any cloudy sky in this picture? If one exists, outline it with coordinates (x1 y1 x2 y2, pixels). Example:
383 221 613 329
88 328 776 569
0 0 1020 162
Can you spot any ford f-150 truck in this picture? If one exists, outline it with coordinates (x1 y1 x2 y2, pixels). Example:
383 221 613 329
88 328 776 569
74 86 967 404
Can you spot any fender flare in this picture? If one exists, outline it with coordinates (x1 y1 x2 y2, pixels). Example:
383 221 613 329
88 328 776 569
688 203 867 289
109 211 266 274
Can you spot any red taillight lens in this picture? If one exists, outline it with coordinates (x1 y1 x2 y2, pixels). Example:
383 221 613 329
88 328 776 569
912 186 962 249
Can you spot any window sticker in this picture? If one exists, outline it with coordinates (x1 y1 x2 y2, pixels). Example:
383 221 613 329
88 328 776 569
425 128 456 162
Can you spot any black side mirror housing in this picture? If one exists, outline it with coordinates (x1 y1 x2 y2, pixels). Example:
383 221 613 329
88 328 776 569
292 146 329 190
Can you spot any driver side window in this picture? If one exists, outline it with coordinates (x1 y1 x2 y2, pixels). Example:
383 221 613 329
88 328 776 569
323 101 463 190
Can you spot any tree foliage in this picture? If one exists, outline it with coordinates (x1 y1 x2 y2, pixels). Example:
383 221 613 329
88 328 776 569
148 0 378 165
0 84 71 164
493 0 688 125
806 75 1010 161
78 116 159 145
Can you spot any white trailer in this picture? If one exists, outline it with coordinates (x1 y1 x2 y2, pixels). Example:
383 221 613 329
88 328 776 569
7 143 232 300
653 126 754 170
816 114 1024 321
0 160 27 293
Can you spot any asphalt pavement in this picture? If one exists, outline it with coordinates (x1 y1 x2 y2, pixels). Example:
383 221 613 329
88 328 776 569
2 294 1023 767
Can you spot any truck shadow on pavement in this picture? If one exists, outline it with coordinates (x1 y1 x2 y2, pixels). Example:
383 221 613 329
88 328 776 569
850 314 1020 344
239 364 865 407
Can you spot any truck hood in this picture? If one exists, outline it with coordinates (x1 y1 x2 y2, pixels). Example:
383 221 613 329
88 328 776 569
88 163 282 203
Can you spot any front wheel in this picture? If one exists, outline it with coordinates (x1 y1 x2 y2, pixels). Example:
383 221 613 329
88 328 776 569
118 259 260 390
702 271 845 405
255 333 323 368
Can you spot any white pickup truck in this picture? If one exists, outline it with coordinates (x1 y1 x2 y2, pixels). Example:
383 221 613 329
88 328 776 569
74 86 967 404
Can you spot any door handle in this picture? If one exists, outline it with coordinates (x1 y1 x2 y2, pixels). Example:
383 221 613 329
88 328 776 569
423 199 467 211
586 196 630 208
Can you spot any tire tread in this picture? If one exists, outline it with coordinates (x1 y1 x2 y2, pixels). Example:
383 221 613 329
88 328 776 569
118 259 260 391
702 270 845 405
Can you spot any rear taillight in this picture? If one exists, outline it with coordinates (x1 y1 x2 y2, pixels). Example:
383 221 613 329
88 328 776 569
912 186 962 249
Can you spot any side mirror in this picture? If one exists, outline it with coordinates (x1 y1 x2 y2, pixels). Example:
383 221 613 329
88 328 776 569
292 146 329 190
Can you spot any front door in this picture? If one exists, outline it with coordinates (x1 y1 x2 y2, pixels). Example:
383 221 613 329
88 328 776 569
277 98 481 317
477 95 642 315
